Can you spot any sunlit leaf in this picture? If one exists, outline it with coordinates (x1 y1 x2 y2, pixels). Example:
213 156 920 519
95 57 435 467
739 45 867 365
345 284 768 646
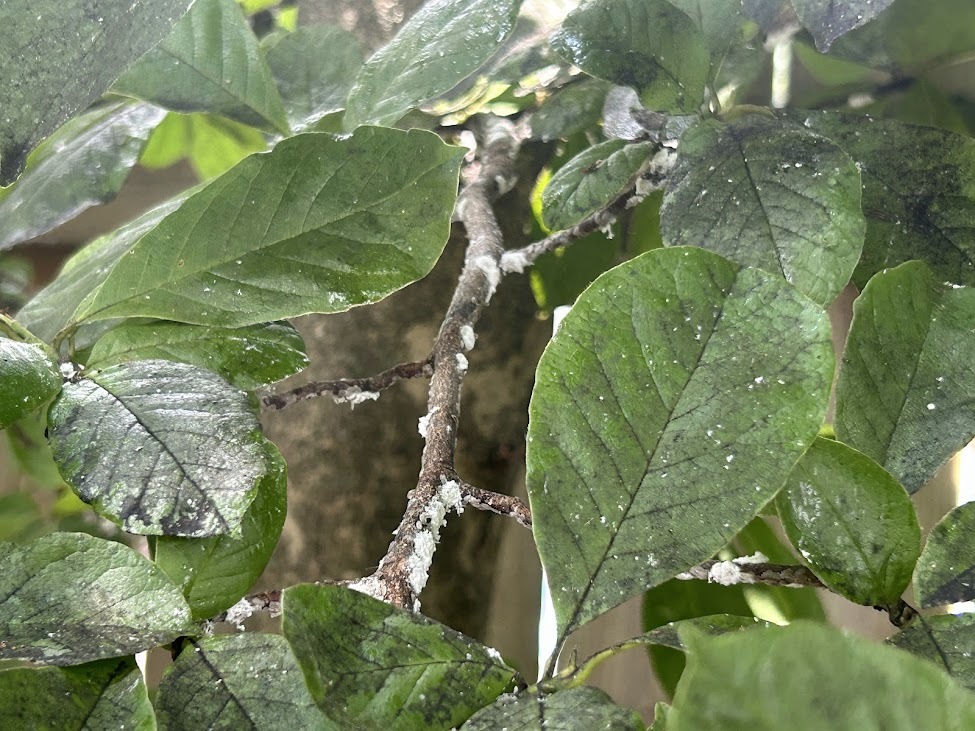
344 0 524 128
527 247 833 637
283 584 515 730
0 532 193 665
48 359 266 537
140 112 268 180
661 114 864 306
0 0 194 184
834 261 975 494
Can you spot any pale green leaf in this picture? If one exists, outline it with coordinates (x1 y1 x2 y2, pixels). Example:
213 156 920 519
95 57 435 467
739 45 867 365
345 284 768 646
835 261 975 494
527 247 833 638
0 658 154 730
461 687 645 731
661 114 864 307
791 0 895 52
0 0 194 184
543 140 655 231
113 0 289 134
48 360 266 537
155 442 287 619
550 0 710 114
0 532 193 665
800 112 975 288
914 501 975 607
669 622 975 730
156 634 329 730
0 102 166 252
264 25 363 132
140 112 268 180
282 584 515 730
344 0 524 129
776 437 920 606
0 338 61 430
889 614 975 690
86 320 307 389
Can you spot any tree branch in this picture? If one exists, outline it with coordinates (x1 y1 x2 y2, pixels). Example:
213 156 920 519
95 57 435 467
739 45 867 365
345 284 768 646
370 116 526 610
261 358 433 410
460 481 532 529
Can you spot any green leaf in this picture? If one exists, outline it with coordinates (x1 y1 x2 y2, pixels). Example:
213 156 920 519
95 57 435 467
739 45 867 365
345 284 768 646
282 584 515 730
0 338 61 430
0 532 193 664
141 112 268 180
156 634 328 730
669 622 975 730
0 0 194 185
645 614 771 651
889 614 975 691
776 437 920 606
529 79 611 142
663 0 744 52
461 687 645 731
264 25 363 132
0 657 154 730
741 0 790 35
791 0 895 52
0 102 165 252
799 111 975 288
527 247 833 638
155 441 286 619
0 493 46 543
344 0 524 129
880 0 975 69
113 0 289 134
87 320 307 390
834 261 975 494
44 127 461 334
17 194 190 344
551 0 710 114
48 359 266 537
914 501 975 607
660 114 865 307
529 230 619 310
0 656 152 729
651 702 670 731
543 140 655 231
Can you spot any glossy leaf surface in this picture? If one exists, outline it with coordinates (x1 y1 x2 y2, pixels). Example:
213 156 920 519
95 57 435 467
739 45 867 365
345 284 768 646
527 247 833 637
48 360 266 537
0 532 193 664
0 337 61 430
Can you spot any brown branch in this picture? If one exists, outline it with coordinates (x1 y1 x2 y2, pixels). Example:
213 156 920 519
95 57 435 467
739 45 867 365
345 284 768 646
370 117 525 611
460 481 532 529
261 358 433 410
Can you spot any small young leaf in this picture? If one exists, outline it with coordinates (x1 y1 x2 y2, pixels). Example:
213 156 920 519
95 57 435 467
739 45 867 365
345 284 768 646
0 0 194 185
0 657 154 730
113 0 290 134
527 247 833 638
914 501 975 607
344 0 524 129
264 25 363 132
0 338 62 430
86 320 308 389
889 614 975 690
0 532 193 665
660 114 865 306
551 0 710 114
47 127 461 334
529 79 611 143
669 622 975 730
800 112 975 288
0 102 166 252
282 584 515 730
155 441 287 619
48 360 267 537
776 437 920 606
461 687 645 731
791 0 895 52
141 112 268 180
155 634 329 730
543 140 655 231
835 261 975 494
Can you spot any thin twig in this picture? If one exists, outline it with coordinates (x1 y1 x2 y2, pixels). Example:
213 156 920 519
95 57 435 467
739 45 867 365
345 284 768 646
261 358 433 410
371 116 526 610
461 481 532 529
